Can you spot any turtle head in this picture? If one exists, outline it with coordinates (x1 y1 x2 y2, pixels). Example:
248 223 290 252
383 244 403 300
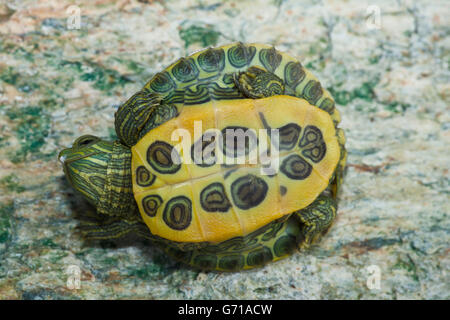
58 135 136 216
58 135 112 206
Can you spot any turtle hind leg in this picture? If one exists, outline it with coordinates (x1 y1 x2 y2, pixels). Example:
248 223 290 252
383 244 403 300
331 128 348 197
234 66 286 99
294 194 337 249
114 88 163 147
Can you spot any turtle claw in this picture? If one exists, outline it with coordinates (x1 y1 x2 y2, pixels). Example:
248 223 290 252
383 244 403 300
234 66 285 99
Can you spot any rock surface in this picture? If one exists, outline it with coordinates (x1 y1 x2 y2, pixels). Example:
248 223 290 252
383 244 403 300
0 0 448 299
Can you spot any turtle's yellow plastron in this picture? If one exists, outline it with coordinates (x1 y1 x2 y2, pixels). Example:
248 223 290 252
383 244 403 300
131 95 339 243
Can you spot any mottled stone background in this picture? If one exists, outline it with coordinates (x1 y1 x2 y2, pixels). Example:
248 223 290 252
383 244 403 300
0 0 448 299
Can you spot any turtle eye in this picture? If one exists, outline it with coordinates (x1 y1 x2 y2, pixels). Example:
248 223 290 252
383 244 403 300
75 135 99 147
79 137 94 145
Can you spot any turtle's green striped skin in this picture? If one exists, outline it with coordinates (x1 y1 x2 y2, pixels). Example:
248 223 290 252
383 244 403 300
59 43 346 271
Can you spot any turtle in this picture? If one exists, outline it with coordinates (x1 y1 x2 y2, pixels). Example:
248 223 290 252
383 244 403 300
58 43 347 271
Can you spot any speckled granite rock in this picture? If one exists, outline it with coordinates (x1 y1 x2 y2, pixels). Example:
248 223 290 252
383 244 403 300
0 0 448 299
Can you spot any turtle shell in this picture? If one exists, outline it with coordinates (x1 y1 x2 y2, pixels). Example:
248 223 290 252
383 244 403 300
127 43 345 244
132 95 340 243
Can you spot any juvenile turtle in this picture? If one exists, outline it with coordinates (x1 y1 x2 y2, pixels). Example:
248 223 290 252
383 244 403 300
59 43 347 271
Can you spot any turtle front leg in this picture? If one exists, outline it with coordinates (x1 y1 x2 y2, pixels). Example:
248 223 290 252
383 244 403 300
234 66 286 98
77 215 150 240
115 88 178 147
294 194 337 249
115 88 162 146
